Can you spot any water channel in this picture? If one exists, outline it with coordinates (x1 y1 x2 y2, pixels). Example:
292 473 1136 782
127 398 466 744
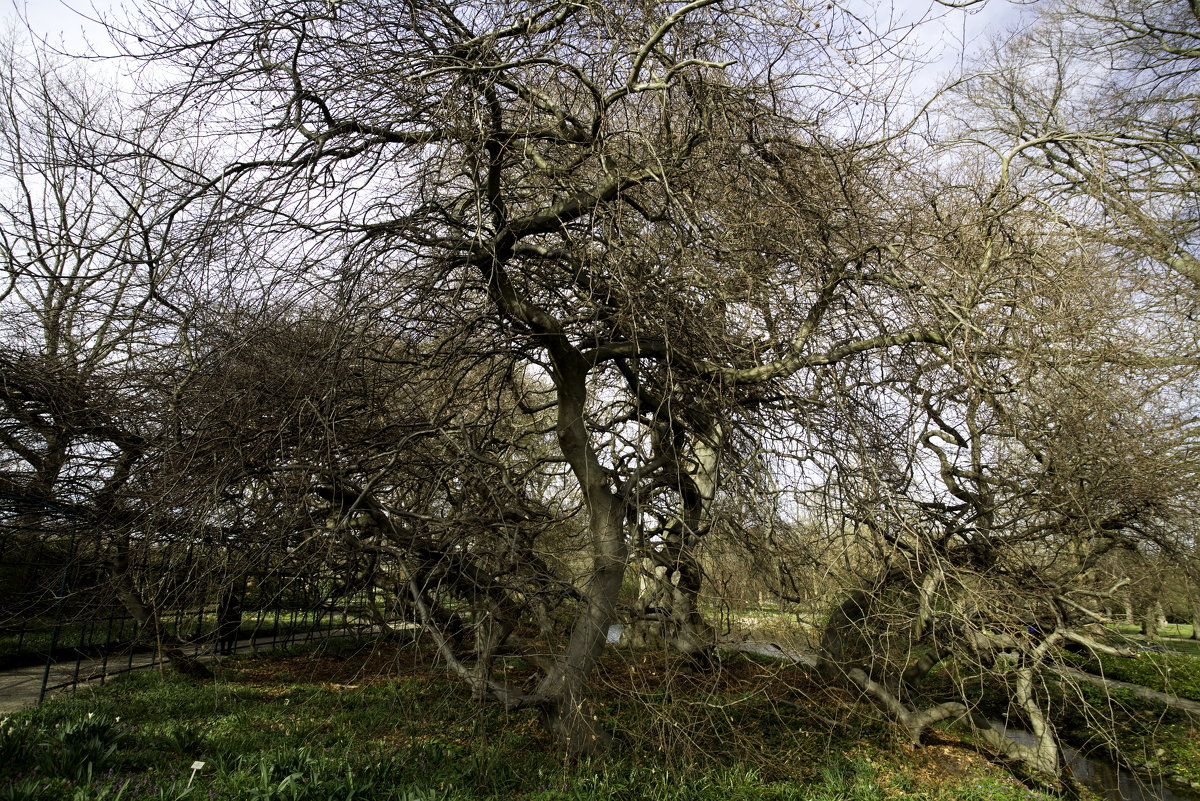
990 721 1199 801
604 625 1197 800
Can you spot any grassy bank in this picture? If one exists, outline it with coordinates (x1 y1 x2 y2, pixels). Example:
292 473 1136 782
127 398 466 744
1 638 1055 801
1108 624 1199 656
1056 648 1200 788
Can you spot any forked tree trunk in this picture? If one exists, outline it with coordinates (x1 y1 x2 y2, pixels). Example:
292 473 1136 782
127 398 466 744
622 422 722 659
472 610 515 700
621 524 713 657
533 354 630 753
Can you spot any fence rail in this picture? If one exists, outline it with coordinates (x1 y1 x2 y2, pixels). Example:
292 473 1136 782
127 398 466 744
1 532 384 707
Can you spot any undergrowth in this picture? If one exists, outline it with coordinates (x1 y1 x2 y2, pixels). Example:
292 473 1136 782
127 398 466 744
0 638 1059 801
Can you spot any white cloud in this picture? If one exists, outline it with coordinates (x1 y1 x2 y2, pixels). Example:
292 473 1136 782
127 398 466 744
863 0 1034 99
2 0 119 55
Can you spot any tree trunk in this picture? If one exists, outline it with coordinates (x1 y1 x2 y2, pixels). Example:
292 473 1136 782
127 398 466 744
533 353 629 753
1013 663 1060 776
542 684 608 754
621 525 713 657
1141 603 1159 639
111 539 212 679
818 567 908 678
537 500 627 754
472 610 515 701
1184 562 1200 640
913 567 943 640
819 586 876 678
622 422 722 660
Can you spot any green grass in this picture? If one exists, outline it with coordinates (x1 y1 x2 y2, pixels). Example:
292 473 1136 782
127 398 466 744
1108 623 1200 655
1057 644 1200 787
1068 647 1200 702
0 638 1059 801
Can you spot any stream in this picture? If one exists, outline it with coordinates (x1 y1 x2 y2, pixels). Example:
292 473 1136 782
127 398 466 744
990 720 1199 801
604 626 1196 800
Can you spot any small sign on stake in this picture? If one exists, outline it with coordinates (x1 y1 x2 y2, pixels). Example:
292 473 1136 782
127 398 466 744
187 761 206 788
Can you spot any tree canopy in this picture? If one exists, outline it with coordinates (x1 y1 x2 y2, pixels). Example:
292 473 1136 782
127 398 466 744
2 0 1199 780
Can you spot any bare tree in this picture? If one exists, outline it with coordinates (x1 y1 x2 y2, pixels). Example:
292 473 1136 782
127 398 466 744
102 0 967 750
0 0 1165 774
0 39 215 675
956 0 1200 290
800 143 1200 777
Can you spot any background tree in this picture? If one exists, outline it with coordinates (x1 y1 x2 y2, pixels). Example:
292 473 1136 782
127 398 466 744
958 0 1200 290
0 40 216 675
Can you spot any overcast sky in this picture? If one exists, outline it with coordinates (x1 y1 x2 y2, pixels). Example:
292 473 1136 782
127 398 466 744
2 0 1033 110
6 0 1030 60
3 0 111 49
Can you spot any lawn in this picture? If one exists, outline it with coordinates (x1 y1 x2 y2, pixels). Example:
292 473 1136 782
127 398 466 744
0 637 1058 801
1109 623 1200 656
1057 643 1200 788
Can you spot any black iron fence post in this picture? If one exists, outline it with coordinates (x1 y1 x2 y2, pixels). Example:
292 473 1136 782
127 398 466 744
38 531 77 704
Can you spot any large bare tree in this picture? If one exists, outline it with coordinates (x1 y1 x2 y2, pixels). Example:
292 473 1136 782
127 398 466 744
106 0 961 750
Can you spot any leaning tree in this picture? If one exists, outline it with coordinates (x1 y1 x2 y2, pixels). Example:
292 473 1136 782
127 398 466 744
109 0 964 749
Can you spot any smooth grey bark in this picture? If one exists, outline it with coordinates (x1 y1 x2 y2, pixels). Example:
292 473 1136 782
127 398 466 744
533 353 629 753
818 588 872 678
912 567 943 640
1053 665 1200 718
846 666 967 746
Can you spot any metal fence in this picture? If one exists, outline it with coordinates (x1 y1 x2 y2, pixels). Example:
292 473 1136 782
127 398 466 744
0 530 379 705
